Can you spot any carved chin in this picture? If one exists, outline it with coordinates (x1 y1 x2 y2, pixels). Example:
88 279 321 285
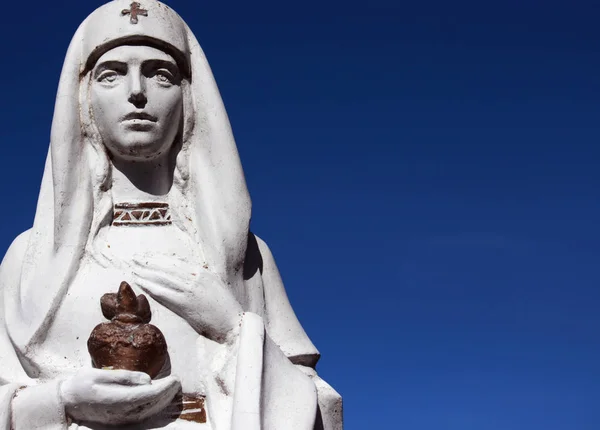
106 138 171 161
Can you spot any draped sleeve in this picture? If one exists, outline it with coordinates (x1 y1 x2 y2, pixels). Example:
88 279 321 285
0 231 31 428
0 230 32 385
0 231 68 430
247 234 320 368
248 234 343 430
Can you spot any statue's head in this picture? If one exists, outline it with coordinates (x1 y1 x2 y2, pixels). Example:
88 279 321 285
90 45 184 161
81 0 192 162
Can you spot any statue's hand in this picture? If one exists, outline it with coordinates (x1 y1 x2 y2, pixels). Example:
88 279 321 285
60 368 181 425
131 255 243 343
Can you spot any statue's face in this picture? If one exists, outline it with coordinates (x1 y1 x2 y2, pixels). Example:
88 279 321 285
90 45 183 161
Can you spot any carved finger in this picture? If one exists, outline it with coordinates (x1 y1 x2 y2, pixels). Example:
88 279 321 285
132 266 186 292
134 277 176 300
96 376 181 421
92 368 151 386
110 375 181 407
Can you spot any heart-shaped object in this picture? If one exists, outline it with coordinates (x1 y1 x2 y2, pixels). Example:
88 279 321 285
87 281 168 378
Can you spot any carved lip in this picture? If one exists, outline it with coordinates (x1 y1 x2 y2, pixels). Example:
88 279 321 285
121 112 158 123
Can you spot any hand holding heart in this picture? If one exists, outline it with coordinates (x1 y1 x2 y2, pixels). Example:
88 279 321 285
131 255 243 343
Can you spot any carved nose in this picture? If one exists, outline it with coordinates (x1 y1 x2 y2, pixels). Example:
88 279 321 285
128 91 147 109
128 73 147 108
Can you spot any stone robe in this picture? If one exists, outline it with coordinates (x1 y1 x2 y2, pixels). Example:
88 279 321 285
0 229 342 429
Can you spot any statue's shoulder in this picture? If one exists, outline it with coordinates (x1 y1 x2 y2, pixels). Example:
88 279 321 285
0 229 31 274
246 232 321 365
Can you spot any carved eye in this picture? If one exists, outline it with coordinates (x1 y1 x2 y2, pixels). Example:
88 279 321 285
97 71 120 84
154 70 174 86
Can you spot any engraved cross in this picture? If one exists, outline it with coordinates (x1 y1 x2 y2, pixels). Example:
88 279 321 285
121 2 148 25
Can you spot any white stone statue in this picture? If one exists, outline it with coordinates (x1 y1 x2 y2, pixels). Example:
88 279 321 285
0 1 342 429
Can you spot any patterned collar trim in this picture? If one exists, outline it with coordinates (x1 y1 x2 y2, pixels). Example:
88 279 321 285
113 202 172 226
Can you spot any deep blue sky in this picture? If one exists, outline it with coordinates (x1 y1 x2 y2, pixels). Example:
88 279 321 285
1 0 600 428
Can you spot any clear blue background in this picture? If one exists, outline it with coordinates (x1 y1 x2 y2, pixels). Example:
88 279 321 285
1 1 599 428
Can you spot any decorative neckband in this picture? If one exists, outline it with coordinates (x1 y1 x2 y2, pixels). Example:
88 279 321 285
113 203 172 227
